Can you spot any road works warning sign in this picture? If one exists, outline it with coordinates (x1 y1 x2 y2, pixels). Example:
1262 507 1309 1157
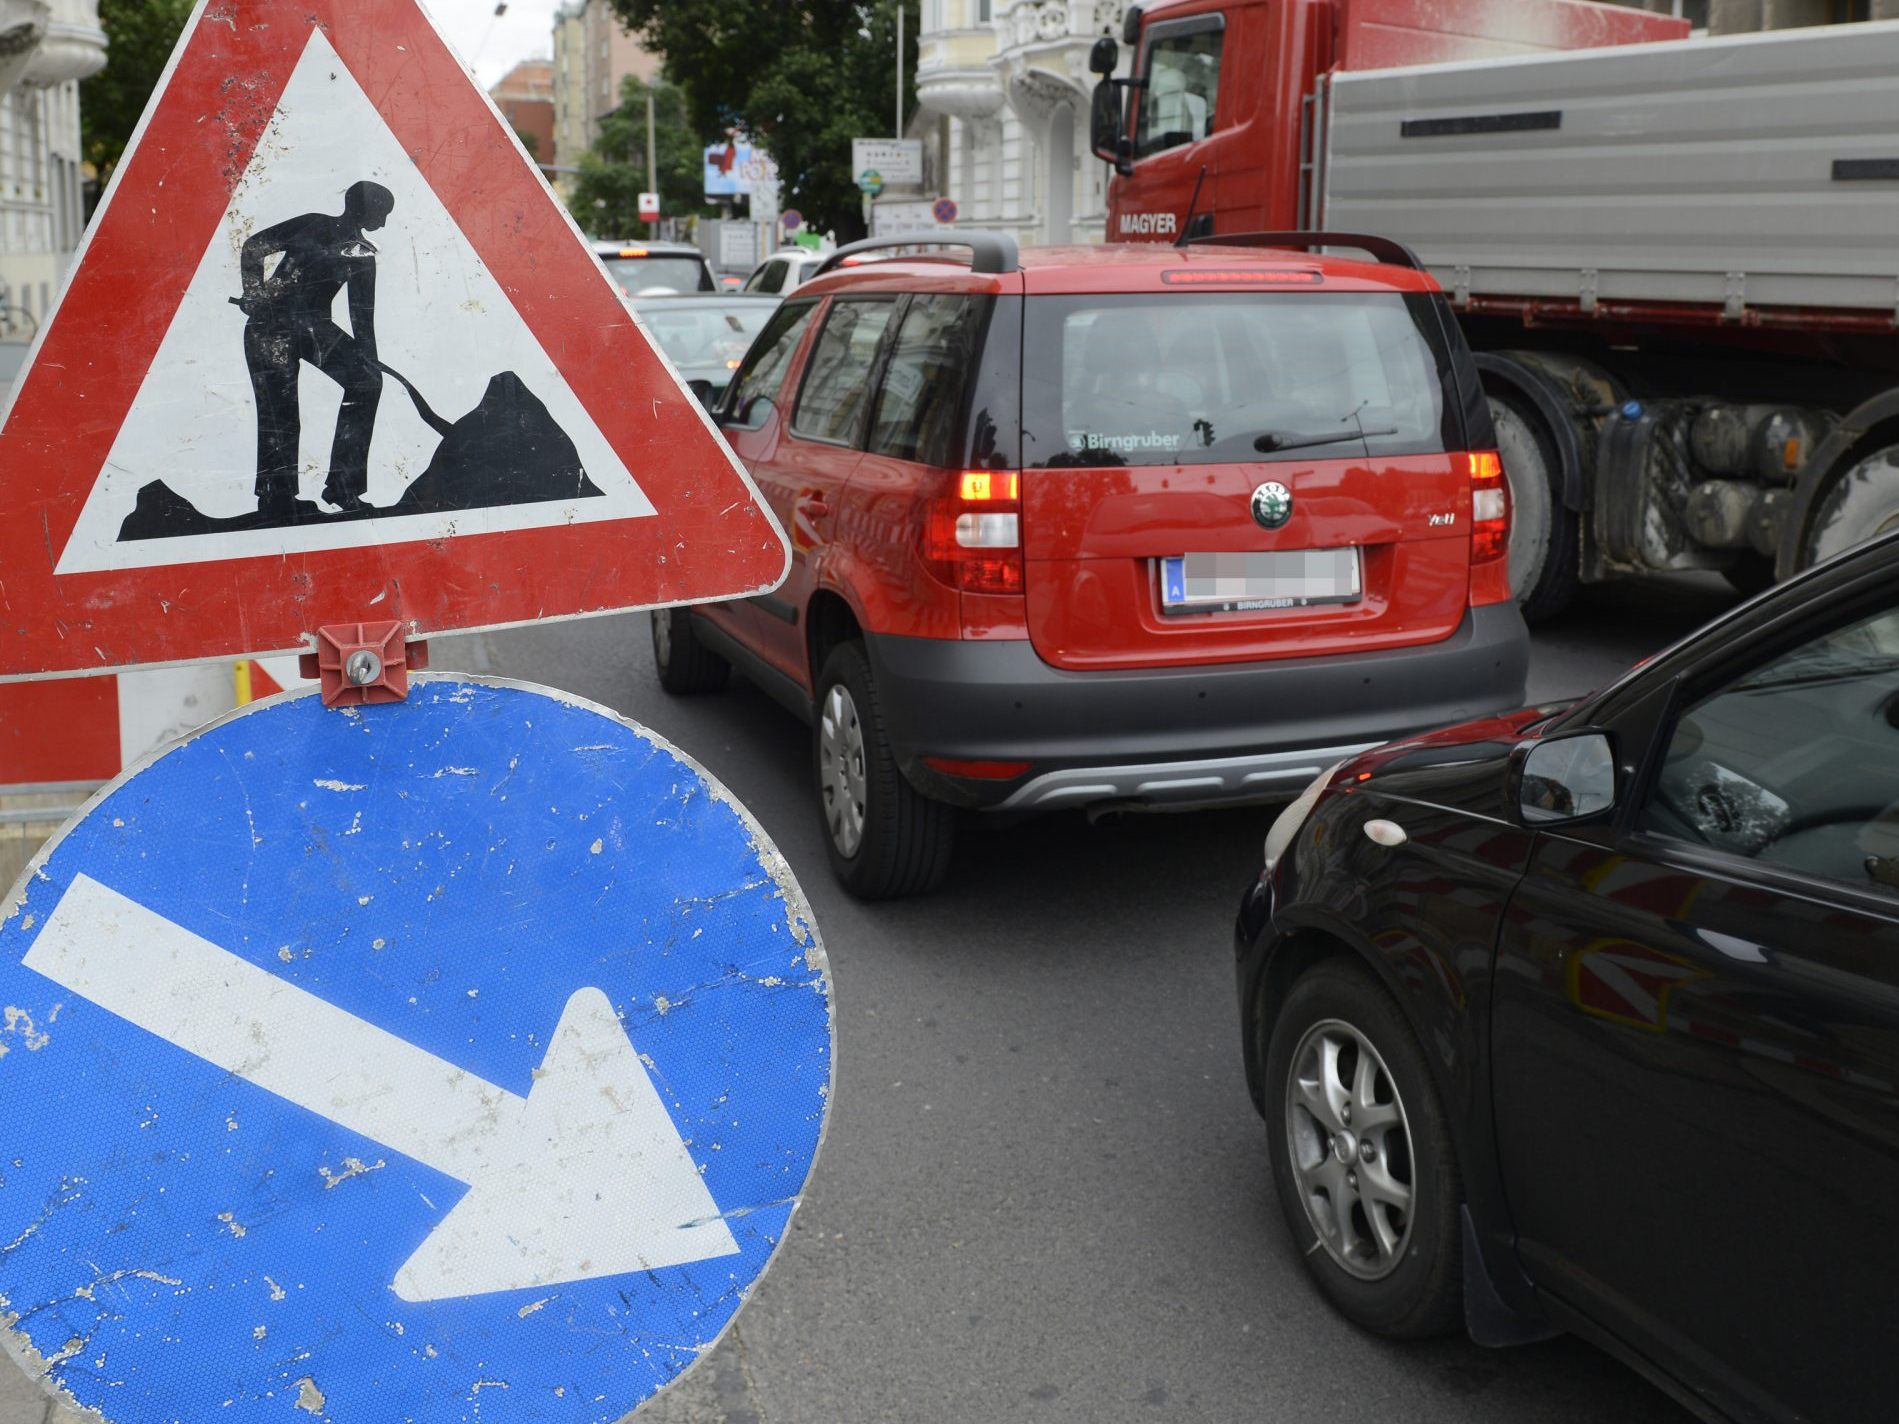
0 679 833 1423
0 0 787 680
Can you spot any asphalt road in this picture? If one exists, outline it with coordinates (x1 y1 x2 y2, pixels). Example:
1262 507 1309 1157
451 574 1733 1424
0 574 1739 1424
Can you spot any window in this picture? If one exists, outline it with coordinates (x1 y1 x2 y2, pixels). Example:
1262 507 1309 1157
1136 19 1222 160
793 299 899 446
746 259 787 295
725 300 817 426
867 296 990 466
1643 604 1899 895
1020 292 1455 469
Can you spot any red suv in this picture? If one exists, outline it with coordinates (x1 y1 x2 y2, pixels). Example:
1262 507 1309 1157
651 232 1529 897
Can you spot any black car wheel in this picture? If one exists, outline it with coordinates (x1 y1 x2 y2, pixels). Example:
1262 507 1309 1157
1263 958 1463 1338
813 642 954 899
650 608 730 694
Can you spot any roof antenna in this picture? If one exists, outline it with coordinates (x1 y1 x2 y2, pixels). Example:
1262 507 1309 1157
1175 165 1208 248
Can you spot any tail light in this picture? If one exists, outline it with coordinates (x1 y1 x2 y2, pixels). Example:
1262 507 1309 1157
924 471 1023 596
1467 451 1512 606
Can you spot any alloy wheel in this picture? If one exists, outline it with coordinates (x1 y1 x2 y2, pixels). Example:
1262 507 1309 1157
1284 1016 1416 1281
818 682 868 858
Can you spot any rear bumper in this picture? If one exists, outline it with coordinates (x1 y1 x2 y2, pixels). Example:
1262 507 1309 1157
864 602 1530 811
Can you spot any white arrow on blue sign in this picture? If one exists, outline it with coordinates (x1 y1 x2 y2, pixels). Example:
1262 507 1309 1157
0 678 832 1422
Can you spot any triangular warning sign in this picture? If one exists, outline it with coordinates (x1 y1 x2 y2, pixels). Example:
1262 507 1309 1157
0 0 786 680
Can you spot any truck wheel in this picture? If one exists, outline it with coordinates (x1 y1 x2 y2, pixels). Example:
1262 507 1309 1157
1489 393 1580 624
813 642 955 899
650 608 730 694
1262 957 1463 1338
1802 444 1899 569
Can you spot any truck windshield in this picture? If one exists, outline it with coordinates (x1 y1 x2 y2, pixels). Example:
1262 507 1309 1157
1020 292 1458 469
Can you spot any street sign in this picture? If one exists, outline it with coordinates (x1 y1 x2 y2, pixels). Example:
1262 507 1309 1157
934 196 960 224
858 170 886 196
0 0 787 681
873 199 948 239
0 677 833 1423
782 209 805 233
851 137 924 186
638 190 661 221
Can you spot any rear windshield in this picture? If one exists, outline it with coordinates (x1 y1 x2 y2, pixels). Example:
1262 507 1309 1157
601 253 714 294
1021 292 1459 468
635 300 779 372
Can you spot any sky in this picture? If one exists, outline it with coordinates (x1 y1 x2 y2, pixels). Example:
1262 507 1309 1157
427 0 564 88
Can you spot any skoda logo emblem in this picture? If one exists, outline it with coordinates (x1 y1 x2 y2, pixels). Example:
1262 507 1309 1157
1251 481 1294 530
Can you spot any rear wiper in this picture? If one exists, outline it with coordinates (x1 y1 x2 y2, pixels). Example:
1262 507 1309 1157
1253 427 1398 454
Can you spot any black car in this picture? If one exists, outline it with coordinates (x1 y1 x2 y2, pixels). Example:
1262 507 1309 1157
1235 532 1899 1422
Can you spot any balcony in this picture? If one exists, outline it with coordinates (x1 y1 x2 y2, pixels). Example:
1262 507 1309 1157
915 26 1007 121
994 0 1126 131
23 0 104 86
0 0 48 100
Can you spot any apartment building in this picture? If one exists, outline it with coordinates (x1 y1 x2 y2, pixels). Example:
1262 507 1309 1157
552 0 659 186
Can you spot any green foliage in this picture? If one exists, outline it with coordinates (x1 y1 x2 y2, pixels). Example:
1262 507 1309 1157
514 127 541 161
82 0 195 179
608 0 918 239
570 76 714 240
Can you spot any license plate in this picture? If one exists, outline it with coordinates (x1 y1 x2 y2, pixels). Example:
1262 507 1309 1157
1159 548 1362 615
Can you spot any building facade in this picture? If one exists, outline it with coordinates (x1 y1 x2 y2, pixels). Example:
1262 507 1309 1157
0 0 103 341
914 0 1899 247
491 58 555 168
551 0 659 184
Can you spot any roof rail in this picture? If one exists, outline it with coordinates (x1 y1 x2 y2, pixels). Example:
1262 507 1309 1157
814 231 1020 278
1184 231 1424 272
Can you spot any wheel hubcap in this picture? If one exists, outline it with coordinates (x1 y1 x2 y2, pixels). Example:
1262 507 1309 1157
1284 1017 1416 1281
651 610 672 667
818 684 868 859
1490 396 1551 603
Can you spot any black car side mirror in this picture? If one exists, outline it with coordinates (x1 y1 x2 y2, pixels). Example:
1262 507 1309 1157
1519 733 1617 825
1089 37 1119 75
1091 78 1130 173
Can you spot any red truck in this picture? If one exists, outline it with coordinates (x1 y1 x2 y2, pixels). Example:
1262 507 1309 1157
1091 0 1899 618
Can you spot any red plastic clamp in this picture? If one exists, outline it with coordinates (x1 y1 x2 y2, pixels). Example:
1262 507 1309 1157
300 621 430 707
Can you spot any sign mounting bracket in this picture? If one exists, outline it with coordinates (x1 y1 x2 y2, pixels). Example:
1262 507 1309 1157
300 619 429 706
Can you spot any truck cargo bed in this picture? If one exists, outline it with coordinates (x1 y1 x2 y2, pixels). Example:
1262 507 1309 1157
1320 21 1899 321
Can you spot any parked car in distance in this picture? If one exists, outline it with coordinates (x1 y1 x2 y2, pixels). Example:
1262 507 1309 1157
632 293 781 404
652 231 1530 898
741 248 829 296
1236 529 1899 1422
593 240 716 295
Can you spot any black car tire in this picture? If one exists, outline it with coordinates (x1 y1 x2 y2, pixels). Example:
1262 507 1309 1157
650 608 730 695
1262 957 1463 1338
814 642 955 899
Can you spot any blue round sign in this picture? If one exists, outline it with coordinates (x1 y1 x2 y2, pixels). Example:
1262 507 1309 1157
932 197 958 224
0 679 832 1423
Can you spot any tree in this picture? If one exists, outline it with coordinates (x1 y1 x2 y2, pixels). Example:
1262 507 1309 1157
570 76 715 240
608 0 918 240
81 0 194 182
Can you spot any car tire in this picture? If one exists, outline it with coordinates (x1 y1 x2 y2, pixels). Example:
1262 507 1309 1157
1489 391 1580 625
1262 957 1463 1338
650 608 730 695
813 641 955 899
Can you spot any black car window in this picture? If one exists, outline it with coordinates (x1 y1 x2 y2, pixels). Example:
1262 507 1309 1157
793 298 899 447
725 300 816 427
1642 603 1899 896
749 259 786 295
866 295 990 467
1020 292 1455 468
